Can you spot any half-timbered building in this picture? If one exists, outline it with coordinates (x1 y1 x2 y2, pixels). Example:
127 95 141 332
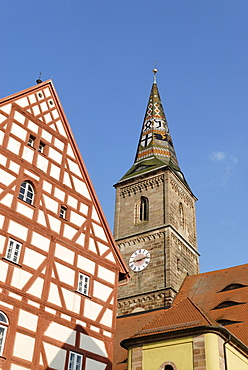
0 80 128 370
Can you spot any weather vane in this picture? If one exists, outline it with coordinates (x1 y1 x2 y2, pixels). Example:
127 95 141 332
153 61 158 83
36 72 42 84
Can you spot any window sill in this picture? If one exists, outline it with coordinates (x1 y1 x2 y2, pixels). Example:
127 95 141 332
76 290 91 299
2 258 22 268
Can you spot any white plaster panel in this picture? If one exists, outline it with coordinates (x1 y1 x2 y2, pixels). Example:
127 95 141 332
0 130 4 145
67 159 81 177
103 330 111 338
67 144 75 158
8 220 28 240
0 113 7 124
100 308 113 328
27 120 38 134
63 171 72 187
28 300 40 308
50 163 60 180
16 201 34 219
14 111 25 124
61 313 71 321
80 333 107 357
43 87 51 97
24 169 39 181
0 234 6 253
44 113 52 123
54 137 64 151
98 242 109 256
63 224 77 240
18 310 38 331
48 283 61 306
1 104 11 114
45 322 75 345
32 105 40 116
72 177 90 199
43 180 52 193
92 207 100 222
43 342 67 369
67 195 77 209
23 248 45 270
76 320 86 327
27 276 44 298
55 262 75 286
0 260 8 283
84 300 102 321
93 281 112 302
37 210 47 227
31 231 50 252
9 161 20 174
0 169 16 186
7 136 21 155
22 146 34 163
50 123 56 130
42 129 52 143
13 333 35 361
11 268 32 290
55 120 66 136
55 243 74 265
0 193 13 207
11 365 29 370
16 97 29 107
11 123 27 141
62 288 81 313
90 325 100 333
86 358 107 370
45 307 56 315
28 94 36 104
80 203 88 216
0 301 13 309
54 187 65 201
70 211 86 227
52 110 59 119
40 101 48 112
47 215 61 233
88 237 97 254
49 147 62 163
0 154 7 166
105 252 115 263
77 255 95 275
37 154 49 172
43 194 59 213
98 266 115 285
93 224 107 242
76 233 85 248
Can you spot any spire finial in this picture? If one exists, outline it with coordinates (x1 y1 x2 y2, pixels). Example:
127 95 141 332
36 72 42 84
153 65 158 84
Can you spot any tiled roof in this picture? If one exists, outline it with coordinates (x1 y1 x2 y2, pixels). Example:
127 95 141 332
114 309 164 370
174 263 248 346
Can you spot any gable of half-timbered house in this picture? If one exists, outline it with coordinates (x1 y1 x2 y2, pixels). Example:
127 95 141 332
0 81 128 370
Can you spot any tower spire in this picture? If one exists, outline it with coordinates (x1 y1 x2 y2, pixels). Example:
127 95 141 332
120 71 190 188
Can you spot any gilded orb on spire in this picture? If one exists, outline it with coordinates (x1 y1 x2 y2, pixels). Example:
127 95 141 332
153 68 158 83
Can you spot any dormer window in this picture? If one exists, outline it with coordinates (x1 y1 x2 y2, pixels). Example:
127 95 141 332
28 135 36 147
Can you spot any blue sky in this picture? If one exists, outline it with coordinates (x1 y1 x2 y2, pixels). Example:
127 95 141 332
1 1 248 273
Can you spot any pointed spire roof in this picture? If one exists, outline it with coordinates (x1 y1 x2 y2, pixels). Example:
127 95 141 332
119 71 190 189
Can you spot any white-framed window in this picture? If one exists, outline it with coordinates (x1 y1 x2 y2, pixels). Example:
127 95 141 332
0 312 8 357
78 273 90 296
28 134 36 147
60 205 67 219
6 238 22 264
19 181 34 205
68 351 83 370
38 141 45 153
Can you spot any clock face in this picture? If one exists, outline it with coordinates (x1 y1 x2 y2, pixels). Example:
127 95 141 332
129 249 150 272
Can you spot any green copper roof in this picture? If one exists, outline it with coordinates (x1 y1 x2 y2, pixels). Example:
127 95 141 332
119 72 191 189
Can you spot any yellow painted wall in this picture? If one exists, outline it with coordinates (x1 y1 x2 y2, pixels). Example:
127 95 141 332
204 333 221 370
142 337 194 370
226 343 248 370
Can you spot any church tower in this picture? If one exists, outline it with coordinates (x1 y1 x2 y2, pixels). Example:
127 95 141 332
114 71 199 316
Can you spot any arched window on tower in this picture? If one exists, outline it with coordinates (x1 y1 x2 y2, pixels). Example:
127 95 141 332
0 311 8 356
135 197 149 223
19 181 35 205
179 202 184 229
